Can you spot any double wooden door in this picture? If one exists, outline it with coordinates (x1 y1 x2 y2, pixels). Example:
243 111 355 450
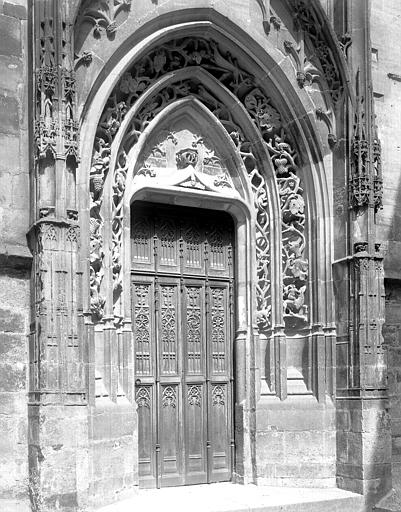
131 202 234 488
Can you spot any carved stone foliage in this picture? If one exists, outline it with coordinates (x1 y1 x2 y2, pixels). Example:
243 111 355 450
136 128 233 192
269 135 308 323
89 37 309 329
35 4 78 161
255 0 281 35
286 0 344 106
89 138 109 320
75 0 132 41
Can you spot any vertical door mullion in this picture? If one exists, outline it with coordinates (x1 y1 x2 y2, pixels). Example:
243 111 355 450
181 277 187 481
229 278 235 474
154 275 161 488
179 227 186 486
204 231 211 483
178 276 185 486
205 279 212 483
153 223 162 489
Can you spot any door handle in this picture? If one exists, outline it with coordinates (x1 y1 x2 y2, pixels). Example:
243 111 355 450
135 378 142 385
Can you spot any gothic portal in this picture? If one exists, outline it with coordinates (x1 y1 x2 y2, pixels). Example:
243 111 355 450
1 1 401 512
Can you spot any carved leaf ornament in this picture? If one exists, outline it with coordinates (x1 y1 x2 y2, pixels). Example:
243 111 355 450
89 37 309 329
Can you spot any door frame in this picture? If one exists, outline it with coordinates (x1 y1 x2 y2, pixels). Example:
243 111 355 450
131 202 236 487
125 185 257 485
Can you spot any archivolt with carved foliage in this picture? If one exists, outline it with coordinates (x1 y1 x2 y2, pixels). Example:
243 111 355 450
89 37 309 330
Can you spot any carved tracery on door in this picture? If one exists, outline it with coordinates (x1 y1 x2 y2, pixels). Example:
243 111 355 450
132 202 234 488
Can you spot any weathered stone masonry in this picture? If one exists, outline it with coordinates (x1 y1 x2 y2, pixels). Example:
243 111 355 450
0 1 401 511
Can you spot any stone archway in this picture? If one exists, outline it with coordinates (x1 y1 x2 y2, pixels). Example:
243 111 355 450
123 96 258 484
24 2 393 510
80 21 335 495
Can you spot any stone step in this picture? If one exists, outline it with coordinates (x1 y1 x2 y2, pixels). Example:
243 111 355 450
96 483 365 512
374 489 401 512
0 499 30 512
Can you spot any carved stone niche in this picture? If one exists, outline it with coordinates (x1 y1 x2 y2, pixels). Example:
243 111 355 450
133 111 240 197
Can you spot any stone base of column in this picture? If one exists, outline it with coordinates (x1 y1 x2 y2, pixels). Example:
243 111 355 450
337 397 392 509
28 404 89 511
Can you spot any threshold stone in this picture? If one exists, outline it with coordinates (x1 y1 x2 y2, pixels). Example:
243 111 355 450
96 482 364 512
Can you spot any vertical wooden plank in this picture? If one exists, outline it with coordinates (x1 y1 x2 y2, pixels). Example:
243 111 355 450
182 282 207 484
136 385 155 486
158 280 182 486
160 384 181 485
208 283 231 482
210 383 230 480
132 277 156 487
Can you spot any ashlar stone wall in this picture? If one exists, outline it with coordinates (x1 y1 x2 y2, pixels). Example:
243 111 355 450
372 0 401 496
0 0 30 508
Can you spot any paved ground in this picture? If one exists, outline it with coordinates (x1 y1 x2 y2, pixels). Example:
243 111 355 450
97 483 365 512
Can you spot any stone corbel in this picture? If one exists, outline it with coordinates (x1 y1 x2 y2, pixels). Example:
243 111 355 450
338 33 352 60
76 0 132 39
315 108 337 149
290 0 345 106
74 50 93 69
256 0 281 35
284 40 320 88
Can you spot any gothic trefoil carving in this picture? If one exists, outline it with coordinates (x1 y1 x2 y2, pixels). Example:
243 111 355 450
136 387 151 408
212 385 225 406
188 386 202 407
162 386 177 408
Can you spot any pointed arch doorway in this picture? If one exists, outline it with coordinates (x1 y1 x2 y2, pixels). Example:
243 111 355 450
131 200 235 488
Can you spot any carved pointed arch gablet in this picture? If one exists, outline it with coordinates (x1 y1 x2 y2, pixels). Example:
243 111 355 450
88 36 309 339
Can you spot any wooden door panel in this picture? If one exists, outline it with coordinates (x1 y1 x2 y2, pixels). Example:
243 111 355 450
158 281 180 377
156 216 180 275
206 223 232 279
136 385 156 486
208 284 230 376
183 283 206 376
184 383 207 484
182 220 206 276
132 203 234 488
160 384 183 486
209 383 231 481
132 279 155 377
131 215 155 273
